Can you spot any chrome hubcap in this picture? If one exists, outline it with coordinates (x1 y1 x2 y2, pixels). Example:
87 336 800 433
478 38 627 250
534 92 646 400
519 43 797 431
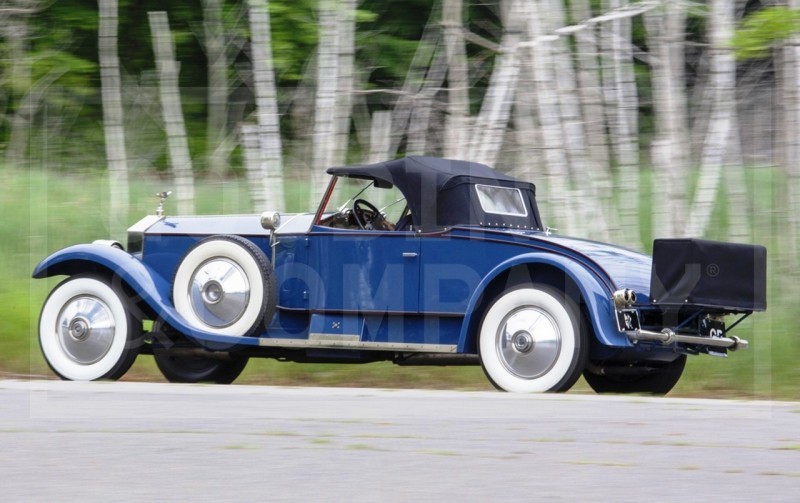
511 331 534 353
68 317 90 341
189 258 250 328
201 280 224 305
497 307 561 379
57 296 116 365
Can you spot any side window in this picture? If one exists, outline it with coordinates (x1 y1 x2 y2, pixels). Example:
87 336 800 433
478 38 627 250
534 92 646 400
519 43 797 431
475 185 528 217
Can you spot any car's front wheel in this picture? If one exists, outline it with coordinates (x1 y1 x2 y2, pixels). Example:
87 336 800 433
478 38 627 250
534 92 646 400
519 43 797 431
479 285 587 393
39 275 142 381
583 355 687 395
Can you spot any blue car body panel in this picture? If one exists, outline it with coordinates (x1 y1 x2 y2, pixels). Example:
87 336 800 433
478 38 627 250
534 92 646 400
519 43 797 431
531 234 653 297
33 221 647 355
306 227 421 312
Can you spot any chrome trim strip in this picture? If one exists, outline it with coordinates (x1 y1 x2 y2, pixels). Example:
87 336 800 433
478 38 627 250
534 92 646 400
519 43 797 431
309 333 360 343
127 214 164 234
275 306 465 318
257 337 458 353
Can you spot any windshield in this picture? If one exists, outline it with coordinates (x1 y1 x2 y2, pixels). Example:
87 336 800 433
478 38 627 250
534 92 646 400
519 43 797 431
317 176 408 230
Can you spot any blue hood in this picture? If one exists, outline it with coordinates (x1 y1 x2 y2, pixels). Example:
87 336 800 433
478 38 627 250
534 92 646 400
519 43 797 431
532 234 652 298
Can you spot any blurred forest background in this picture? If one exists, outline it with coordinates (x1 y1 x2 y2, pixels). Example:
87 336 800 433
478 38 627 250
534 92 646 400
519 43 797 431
1 0 799 398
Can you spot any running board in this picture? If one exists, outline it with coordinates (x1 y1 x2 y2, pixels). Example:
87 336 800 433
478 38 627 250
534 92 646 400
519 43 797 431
258 335 458 354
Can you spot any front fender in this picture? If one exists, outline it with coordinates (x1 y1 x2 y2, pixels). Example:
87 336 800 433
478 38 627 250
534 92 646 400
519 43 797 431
32 244 259 349
34 243 166 287
457 252 631 353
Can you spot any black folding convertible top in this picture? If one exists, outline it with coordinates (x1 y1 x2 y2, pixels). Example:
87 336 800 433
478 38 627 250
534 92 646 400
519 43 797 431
327 156 542 232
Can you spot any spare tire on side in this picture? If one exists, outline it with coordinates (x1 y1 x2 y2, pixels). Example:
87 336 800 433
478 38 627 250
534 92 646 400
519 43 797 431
172 235 276 337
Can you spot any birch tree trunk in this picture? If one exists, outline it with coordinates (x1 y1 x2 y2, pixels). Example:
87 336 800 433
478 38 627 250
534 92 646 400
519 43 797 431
351 73 373 156
546 0 607 240
684 0 737 238
468 0 523 167
644 2 690 239
523 1 574 234
688 52 713 162
442 0 470 158
332 0 356 167
203 0 228 175
240 124 267 209
368 111 392 164
98 0 130 240
286 54 317 168
149 11 195 215
247 0 285 210
724 113 751 243
407 40 449 156
783 0 800 261
368 110 393 208
388 11 441 157
569 0 611 173
569 0 615 235
4 15 32 167
600 0 640 245
514 60 552 225
310 0 340 205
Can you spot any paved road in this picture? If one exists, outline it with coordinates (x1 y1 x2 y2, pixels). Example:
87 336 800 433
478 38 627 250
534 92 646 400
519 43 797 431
1 380 798 502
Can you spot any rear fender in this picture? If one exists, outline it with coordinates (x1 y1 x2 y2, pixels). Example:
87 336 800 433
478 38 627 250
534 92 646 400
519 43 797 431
32 244 259 349
457 252 630 353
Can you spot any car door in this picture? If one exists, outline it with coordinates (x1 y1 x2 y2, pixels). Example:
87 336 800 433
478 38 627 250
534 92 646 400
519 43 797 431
417 231 501 315
307 227 421 313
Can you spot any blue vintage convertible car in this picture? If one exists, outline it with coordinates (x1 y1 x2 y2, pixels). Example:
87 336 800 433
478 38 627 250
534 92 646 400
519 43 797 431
33 156 767 393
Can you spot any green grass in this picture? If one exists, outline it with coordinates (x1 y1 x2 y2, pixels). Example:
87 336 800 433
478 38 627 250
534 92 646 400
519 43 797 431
3 167 798 399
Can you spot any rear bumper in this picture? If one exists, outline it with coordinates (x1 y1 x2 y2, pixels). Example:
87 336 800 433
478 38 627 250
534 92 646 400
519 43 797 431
626 328 748 351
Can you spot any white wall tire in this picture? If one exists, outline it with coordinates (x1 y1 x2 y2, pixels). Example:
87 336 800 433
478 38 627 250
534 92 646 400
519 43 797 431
479 285 586 393
173 236 275 337
39 275 141 381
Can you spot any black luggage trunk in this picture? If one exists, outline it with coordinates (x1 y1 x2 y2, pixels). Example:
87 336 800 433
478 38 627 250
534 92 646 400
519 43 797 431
649 238 767 312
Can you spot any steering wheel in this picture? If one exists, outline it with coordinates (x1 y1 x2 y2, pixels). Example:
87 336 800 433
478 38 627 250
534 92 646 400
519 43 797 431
353 199 384 230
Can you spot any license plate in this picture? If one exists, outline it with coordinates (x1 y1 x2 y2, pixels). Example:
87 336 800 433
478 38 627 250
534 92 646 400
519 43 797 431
700 316 725 338
616 309 641 332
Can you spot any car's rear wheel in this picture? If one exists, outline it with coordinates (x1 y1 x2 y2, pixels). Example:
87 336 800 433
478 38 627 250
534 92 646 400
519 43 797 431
153 350 248 384
583 355 687 395
172 235 275 337
478 285 587 393
39 275 142 381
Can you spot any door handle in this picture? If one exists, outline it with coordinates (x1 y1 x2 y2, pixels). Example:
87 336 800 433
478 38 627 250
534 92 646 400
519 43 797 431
402 252 418 258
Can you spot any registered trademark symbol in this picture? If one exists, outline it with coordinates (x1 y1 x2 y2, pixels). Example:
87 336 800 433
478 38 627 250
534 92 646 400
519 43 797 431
706 263 720 277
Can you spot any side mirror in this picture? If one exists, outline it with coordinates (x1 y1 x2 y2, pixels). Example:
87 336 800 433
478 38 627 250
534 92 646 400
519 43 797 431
260 211 281 231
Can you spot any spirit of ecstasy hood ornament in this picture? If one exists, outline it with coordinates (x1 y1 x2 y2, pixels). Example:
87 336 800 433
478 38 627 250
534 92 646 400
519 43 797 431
155 191 172 217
